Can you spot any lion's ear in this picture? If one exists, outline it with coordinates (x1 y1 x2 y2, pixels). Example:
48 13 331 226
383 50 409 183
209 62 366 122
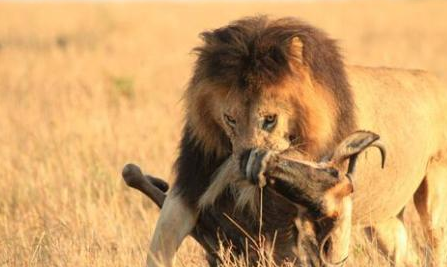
290 36 304 64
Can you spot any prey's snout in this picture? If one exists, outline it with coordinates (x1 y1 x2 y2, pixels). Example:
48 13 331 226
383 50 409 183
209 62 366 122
239 148 277 187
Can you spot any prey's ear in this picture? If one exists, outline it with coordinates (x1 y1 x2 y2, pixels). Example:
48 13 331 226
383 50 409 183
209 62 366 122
330 130 386 177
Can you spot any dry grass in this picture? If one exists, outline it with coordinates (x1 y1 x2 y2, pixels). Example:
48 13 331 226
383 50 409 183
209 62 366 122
0 1 446 266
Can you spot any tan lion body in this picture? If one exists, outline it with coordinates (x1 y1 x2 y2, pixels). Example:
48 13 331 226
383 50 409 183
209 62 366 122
144 17 447 267
346 66 447 223
343 66 447 265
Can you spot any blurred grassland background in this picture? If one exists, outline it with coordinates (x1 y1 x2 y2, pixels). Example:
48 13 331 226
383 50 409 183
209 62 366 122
0 1 446 266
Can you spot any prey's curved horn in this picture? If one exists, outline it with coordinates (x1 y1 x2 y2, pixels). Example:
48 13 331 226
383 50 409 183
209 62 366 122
347 140 386 177
371 141 386 168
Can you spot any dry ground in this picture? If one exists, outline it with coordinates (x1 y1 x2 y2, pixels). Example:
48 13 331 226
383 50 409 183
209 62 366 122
0 1 446 266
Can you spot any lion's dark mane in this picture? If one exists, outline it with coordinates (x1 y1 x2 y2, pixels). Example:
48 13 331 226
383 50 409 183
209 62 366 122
192 16 353 112
174 16 355 206
172 125 228 205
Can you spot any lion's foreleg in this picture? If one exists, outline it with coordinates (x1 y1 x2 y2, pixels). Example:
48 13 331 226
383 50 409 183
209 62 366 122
122 163 232 266
146 157 240 267
414 156 447 267
148 192 198 267
122 164 197 266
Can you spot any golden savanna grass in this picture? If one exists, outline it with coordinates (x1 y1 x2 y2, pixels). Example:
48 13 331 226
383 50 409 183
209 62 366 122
0 1 446 266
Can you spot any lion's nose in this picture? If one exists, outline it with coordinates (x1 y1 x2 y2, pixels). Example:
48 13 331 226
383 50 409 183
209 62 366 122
239 148 271 185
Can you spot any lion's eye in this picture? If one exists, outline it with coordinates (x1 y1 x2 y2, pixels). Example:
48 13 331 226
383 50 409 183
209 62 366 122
262 114 277 131
224 114 236 128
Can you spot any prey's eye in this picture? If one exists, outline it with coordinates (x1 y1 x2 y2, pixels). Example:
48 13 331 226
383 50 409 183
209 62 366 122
262 114 277 131
289 134 299 144
325 168 339 178
224 114 236 128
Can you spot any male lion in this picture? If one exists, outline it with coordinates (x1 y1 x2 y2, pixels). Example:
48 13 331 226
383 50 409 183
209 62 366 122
142 16 447 266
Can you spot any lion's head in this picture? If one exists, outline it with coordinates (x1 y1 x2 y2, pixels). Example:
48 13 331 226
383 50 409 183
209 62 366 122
186 16 356 163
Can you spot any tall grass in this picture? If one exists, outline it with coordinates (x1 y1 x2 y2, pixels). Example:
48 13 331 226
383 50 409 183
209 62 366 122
0 1 446 266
